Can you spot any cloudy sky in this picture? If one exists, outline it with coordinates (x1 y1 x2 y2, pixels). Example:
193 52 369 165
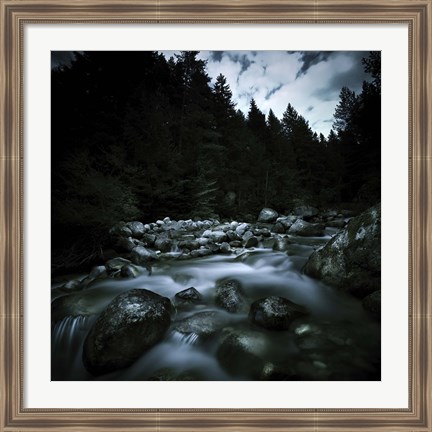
53 50 372 137
194 50 371 137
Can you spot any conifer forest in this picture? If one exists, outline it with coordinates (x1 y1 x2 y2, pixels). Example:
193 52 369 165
52 51 381 381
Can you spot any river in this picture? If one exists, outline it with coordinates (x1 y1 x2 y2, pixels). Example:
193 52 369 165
52 229 381 381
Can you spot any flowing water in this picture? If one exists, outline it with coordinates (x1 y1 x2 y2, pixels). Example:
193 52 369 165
51 232 381 381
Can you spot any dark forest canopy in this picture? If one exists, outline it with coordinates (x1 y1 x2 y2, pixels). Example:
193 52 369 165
51 50 380 257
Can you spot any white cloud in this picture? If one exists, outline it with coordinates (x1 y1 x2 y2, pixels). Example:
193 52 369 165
167 50 370 138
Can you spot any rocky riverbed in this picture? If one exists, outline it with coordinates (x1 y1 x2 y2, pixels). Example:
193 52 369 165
52 205 381 381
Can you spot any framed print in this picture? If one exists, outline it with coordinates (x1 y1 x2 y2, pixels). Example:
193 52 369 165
1 0 431 431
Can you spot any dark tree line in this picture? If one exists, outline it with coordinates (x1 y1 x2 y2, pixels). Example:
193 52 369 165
52 50 380 262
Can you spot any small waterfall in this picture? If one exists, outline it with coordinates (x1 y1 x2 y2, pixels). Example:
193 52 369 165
52 315 90 347
170 242 181 253
169 331 200 345
51 315 94 380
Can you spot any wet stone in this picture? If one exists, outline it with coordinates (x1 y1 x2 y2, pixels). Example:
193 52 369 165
174 287 203 307
215 279 246 313
249 296 308 330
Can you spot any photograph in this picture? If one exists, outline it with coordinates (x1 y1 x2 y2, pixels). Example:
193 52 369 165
51 50 381 382
2 0 431 429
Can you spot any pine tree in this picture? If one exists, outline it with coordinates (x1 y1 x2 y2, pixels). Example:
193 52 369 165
245 99 269 210
332 52 381 203
213 73 236 121
282 104 316 201
265 109 297 209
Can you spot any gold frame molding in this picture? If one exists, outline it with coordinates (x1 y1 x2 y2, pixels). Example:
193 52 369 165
1 1 431 430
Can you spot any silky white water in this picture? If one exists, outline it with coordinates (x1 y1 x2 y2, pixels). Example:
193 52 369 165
52 239 380 381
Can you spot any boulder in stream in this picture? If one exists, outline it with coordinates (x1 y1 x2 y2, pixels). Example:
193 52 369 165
303 204 380 298
174 287 204 307
173 310 229 338
235 223 250 236
276 215 297 229
125 221 145 238
79 265 108 289
244 235 259 248
258 208 279 223
120 264 141 278
130 246 158 265
87 266 107 281
154 238 172 253
288 219 325 237
142 233 156 247
105 257 131 273
242 230 253 242
217 328 268 378
83 289 172 376
219 242 231 254
226 230 240 242
215 279 246 313
210 231 228 243
249 296 308 330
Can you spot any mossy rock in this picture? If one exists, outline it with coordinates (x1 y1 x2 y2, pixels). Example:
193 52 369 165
304 204 380 297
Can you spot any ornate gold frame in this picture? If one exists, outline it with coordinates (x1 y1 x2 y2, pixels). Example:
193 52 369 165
1 1 431 430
